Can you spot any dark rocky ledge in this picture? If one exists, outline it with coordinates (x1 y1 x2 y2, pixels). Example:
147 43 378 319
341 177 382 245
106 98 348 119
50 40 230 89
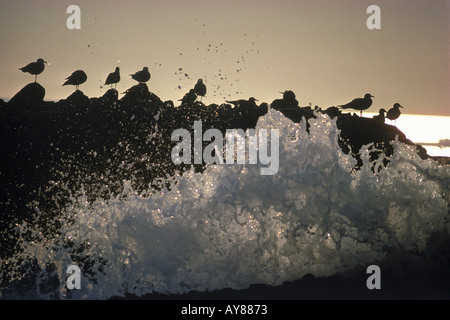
1 83 447 229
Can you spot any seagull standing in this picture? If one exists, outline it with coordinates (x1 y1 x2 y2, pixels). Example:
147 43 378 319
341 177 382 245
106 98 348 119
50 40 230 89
386 103 403 125
194 79 206 101
179 89 197 106
63 70 87 90
279 90 299 106
338 93 374 117
105 67 120 89
130 67 150 83
19 58 47 82
372 108 386 123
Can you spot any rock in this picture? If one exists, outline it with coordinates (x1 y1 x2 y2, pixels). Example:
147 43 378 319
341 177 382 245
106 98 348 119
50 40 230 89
102 88 119 102
121 83 162 106
65 89 90 104
7 82 45 107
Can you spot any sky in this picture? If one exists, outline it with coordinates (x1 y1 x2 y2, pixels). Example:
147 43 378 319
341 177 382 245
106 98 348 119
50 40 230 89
0 0 449 116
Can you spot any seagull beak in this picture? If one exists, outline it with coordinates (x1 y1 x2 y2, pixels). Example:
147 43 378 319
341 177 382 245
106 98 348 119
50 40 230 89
400 105 404 108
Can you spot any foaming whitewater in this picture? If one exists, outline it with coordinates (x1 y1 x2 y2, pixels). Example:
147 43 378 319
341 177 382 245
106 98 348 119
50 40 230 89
1 110 449 299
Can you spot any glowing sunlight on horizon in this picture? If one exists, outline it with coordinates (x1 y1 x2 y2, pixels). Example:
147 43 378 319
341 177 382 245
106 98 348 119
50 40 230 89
367 113 450 157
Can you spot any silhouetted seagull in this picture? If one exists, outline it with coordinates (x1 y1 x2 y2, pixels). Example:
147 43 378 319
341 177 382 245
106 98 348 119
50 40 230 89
338 93 373 116
226 97 258 107
19 58 47 82
373 108 386 123
279 90 299 106
386 103 403 124
194 79 207 101
130 67 150 83
63 70 87 90
179 89 197 106
105 67 120 89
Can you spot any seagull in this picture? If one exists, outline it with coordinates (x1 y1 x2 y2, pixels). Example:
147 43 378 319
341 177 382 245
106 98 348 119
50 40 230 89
194 79 206 101
338 93 374 117
178 89 197 106
130 67 150 83
278 90 299 106
226 97 258 107
104 67 120 89
372 108 386 123
63 70 87 90
386 103 403 125
19 58 47 82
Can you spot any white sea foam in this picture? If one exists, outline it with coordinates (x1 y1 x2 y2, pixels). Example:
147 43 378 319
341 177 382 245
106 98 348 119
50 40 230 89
2 110 449 299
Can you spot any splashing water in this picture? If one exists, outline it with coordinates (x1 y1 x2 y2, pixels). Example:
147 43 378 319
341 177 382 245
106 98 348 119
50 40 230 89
1 110 449 299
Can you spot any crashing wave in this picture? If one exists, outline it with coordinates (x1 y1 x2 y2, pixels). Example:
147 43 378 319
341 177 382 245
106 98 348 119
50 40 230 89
1 109 449 299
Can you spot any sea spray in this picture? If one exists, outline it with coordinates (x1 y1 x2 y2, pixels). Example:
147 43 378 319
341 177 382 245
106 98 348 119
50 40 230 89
1 110 448 299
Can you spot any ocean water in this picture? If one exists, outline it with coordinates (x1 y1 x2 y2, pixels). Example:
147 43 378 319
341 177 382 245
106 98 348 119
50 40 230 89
366 113 450 158
395 114 450 158
1 110 449 299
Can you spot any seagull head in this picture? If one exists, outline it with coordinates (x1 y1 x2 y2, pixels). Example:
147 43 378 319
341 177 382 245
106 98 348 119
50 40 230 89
394 103 403 108
143 67 149 71
37 58 47 64
379 108 386 114
364 93 374 99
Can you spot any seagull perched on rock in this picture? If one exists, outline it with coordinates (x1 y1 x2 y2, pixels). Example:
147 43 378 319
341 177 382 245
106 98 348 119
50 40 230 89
386 103 403 125
372 108 386 123
226 97 258 108
279 90 299 106
104 67 120 89
19 58 47 82
178 89 197 106
338 93 374 117
130 67 150 83
194 79 207 101
63 70 87 90
271 90 298 111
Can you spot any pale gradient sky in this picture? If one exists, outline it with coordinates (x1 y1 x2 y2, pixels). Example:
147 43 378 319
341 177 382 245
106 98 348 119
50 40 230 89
0 0 449 116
